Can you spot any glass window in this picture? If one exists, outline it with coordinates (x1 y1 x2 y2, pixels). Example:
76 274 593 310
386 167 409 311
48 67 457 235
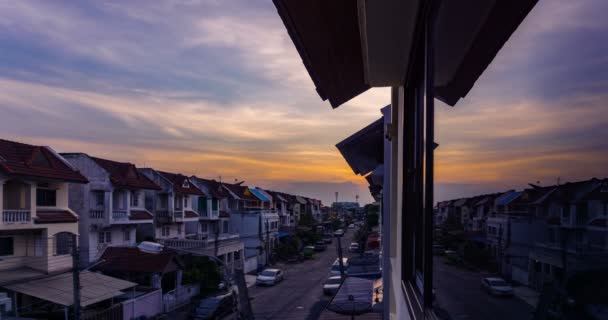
124 230 131 241
212 199 218 211
223 221 229 233
94 191 105 207
130 191 139 207
0 237 14 256
98 231 112 244
36 188 56 206
55 232 73 255
184 196 189 208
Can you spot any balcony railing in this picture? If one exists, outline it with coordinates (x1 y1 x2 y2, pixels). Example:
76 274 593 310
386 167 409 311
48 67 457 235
112 210 128 221
174 210 183 218
158 238 210 249
156 210 170 218
90 210 104 219
2 210 31 224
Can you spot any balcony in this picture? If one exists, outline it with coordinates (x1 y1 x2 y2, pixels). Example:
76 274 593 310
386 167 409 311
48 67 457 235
89 210 104 219
2 210 31 224
112 210 129 222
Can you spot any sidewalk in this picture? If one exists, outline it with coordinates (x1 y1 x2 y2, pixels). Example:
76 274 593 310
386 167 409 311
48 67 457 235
513 286 539 307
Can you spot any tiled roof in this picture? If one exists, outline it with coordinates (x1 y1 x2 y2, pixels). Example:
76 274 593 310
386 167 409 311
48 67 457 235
222 183 257 201
34 210 78 224
130 210 153 221
0 139 88 183
191 177 228 198
90 157 160 190
184 210 198 218
157 171 204 195
588 217 607 227
97 247 181 274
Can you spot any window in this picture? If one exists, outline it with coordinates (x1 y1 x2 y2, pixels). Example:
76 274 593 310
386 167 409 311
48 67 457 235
175 196 182 209
124 229 131 241
184 195 189 208
161 226 170 237
177 224 182 235
130 191 139 207
212 199 218 211
36 188 56 206
93 191 105 207
0 237 14 256
223 221 229 233
55 232 73 255
98 231 112 244
201 222 208 233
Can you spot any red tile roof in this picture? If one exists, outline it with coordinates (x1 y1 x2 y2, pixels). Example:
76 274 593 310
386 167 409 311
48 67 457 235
34 210 78 224
184 210 199 218
222 183 257 201
191 177 228 198
130 210 153 221
158 171 205 196
97 247 182 274
219 211 230 218
0 139 88 183
588 218 607 227
89 157 160 190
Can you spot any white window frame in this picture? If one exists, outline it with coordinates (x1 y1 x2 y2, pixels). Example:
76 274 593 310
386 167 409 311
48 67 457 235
98 231 112 244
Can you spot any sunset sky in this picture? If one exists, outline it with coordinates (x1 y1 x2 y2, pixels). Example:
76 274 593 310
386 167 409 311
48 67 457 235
1 1 607 205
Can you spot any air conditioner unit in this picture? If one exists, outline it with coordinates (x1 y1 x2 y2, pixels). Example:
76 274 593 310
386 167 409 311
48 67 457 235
0 292 13 313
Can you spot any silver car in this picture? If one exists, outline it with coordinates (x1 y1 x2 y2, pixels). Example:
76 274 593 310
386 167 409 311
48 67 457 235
323 276 343 295
256 268 284 286
481 277 513 296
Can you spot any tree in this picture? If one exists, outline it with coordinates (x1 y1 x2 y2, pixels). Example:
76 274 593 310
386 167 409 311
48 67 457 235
366 212 379 228
298 213 316 227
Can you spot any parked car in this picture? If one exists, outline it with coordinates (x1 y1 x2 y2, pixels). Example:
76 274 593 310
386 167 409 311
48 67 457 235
323 276 344 295
302 246 315 258
481 277 513 296
322 234 334 244
256 268 284 286
348 224 355 228
314 241 327 251
432 244 445 255
349 242 360 253
334 229 345 237
329 258 349 275
190 292 236 319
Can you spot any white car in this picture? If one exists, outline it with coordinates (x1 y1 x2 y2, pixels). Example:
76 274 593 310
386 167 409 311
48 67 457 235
481 277 513 296
256 269 284 286
348 224 355 228
348 242 360 253
323 276 343 295
334 229 345 237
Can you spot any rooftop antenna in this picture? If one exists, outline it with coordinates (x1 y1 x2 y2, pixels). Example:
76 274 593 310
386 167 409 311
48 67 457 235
356 194 359 204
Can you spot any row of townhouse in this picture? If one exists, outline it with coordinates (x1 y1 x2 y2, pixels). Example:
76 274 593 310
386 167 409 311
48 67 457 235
0 138 327 316
435 178 608 290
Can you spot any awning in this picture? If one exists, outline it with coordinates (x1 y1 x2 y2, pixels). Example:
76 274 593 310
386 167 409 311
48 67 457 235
277 231 292 238
5 271 136 307
248 188 271 202
336 117 384 176
326 277 374 315
273 0 538 107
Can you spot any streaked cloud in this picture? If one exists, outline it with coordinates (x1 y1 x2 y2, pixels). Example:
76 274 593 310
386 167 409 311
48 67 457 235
0 0 606 204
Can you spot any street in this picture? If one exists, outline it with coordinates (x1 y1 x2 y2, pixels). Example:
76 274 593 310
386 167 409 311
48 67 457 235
249 230 355 320
434 258 534 320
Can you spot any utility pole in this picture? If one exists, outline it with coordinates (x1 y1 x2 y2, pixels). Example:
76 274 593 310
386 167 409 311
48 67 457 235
71 234 81 320
233 268 254 320
266 220 270 265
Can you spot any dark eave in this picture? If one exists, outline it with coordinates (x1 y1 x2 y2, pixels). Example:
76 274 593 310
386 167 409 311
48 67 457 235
273 0 369 108
336 117 383 176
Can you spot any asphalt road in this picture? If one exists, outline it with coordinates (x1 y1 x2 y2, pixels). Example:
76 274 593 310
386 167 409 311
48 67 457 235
433 258 534 320
249 230 355 320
